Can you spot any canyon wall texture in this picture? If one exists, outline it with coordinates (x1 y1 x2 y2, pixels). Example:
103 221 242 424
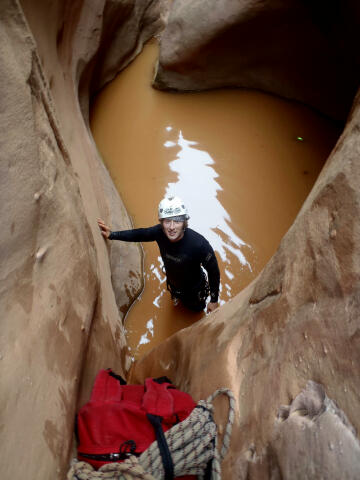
154 0 360 121
1 0 163 478
2 0 360 479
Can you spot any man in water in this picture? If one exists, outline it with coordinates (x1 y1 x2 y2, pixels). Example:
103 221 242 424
98 196 220 313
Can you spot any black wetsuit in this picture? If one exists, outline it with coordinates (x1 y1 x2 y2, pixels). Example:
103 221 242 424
109 224 220 311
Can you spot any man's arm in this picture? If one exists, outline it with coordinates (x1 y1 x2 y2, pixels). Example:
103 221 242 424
98 219 160 242
201 244 220 313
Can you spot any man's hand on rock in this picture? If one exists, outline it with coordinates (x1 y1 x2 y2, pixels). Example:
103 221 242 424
97 218 111 239
207 301 219 314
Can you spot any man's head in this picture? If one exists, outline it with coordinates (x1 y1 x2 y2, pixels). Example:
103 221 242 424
158 196 189 242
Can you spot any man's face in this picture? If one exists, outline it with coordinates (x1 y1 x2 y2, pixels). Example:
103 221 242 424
162 218 185 242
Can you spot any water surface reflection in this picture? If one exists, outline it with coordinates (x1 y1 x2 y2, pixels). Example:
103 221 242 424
164 129 252 300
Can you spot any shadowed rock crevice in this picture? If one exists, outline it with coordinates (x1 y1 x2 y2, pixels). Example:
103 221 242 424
154 0 360 122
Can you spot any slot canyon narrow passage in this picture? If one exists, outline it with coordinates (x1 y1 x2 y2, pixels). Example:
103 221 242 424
90 40 340 366
5 0 360 477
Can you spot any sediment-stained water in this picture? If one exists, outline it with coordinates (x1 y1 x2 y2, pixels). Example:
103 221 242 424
90 40 340 364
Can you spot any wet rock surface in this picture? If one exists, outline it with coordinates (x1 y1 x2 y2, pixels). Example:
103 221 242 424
1 0 360 478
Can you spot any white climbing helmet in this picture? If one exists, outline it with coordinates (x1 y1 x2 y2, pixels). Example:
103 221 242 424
158 196 189 220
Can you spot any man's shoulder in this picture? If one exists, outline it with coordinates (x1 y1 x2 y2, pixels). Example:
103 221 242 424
149 223 162 235
186 228 209 245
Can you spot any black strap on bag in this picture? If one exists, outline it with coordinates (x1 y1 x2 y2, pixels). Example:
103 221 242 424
78 440 138 462
107 369 127 385
146 414 174 480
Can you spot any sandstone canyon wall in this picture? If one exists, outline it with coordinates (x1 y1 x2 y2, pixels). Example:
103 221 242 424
2 0 360 479
1 0 163 478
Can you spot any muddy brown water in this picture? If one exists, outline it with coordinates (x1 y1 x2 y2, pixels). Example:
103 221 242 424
90 40 340 367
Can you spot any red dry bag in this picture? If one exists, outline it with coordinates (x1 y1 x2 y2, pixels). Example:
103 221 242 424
76 369 196 478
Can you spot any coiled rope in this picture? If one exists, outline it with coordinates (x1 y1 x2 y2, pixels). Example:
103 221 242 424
68 388 235 480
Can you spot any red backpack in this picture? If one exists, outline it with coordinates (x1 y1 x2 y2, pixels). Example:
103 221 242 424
76 369 196 477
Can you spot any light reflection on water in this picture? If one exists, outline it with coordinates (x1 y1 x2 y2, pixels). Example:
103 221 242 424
164 129 253 293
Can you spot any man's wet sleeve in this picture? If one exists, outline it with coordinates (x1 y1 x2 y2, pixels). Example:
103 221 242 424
109 225 160 242
202 244 220 303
